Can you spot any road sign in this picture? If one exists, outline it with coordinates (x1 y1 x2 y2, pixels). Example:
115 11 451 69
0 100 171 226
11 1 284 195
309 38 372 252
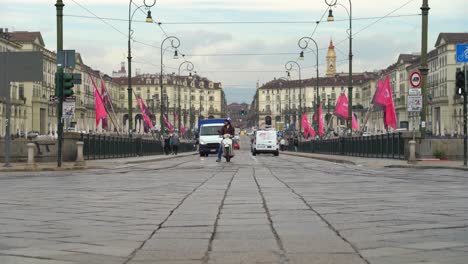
407 95 423 112
63 96 76 119
49 95 58 102
408 88 421 96
410 71 422 88
456 44 468 63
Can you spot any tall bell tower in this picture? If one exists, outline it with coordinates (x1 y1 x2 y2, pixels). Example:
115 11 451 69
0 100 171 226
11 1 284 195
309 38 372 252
326 38 337 77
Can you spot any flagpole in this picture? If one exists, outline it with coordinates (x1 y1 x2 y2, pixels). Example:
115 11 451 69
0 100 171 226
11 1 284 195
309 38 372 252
359 104 374 134
98 75 121 135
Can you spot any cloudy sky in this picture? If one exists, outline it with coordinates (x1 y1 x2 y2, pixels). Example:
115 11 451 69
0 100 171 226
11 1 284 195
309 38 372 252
2 0 467 103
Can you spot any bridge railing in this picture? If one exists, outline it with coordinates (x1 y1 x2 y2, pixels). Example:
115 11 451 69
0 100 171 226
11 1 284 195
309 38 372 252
294 133 405 160
80 133 196 160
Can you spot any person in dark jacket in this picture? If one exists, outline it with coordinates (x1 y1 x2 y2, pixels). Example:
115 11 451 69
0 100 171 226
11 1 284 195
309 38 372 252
164 135 171 155
216 118 235 162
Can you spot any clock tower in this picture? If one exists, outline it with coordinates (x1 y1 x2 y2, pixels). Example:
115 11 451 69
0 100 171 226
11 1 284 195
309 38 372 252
326 38 336 77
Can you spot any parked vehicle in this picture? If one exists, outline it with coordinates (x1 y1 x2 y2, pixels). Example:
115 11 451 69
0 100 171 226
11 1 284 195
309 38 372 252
198 118 225 157
251 129 279 156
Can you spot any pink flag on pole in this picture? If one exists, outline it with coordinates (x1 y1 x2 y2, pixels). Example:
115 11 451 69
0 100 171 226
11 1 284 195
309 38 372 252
318 103 324 137
352 113 359 130
163 114 174 131
136 96 154 129
334 93 360 131
333 93 348 119
89 74 108 126
180 124 186 136
383 76 397 129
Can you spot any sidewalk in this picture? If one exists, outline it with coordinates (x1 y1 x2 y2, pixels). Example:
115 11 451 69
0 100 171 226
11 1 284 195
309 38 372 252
0 151 197 172
283 151 468 171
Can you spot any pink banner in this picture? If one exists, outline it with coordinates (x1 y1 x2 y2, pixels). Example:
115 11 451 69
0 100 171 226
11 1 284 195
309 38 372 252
334 93 348 119
136 96 154 129
163 114 174 132
318 103 324 137
89 73 108 126
180 124 186 136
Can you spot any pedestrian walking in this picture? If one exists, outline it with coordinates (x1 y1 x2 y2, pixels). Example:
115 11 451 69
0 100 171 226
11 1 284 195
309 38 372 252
172 133 180 155
293 136 299 152
164 135 171 155
279 137 286 151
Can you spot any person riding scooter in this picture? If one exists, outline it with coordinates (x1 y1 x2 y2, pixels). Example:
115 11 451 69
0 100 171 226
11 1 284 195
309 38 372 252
216 118 235 162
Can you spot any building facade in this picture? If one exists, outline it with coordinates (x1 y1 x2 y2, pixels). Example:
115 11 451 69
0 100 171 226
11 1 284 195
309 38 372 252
255 32 468 137
0 30 225 137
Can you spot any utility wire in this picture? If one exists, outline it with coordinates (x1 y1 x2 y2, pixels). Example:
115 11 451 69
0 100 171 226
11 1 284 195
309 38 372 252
63 13 420 25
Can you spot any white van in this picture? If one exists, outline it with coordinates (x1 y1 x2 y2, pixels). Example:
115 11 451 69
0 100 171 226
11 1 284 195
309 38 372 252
252 130 279 156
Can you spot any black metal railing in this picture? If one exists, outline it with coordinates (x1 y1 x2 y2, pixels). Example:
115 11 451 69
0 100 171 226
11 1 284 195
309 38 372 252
80 133 196 160
294 132 405 159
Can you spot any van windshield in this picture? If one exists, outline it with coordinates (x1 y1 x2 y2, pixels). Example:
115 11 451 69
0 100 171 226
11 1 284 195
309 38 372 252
201 125 223 136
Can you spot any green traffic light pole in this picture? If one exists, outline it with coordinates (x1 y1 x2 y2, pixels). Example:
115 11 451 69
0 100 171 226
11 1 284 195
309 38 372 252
55 0 64 167
160 36 180 134
128 0 155 136
325 0 352 136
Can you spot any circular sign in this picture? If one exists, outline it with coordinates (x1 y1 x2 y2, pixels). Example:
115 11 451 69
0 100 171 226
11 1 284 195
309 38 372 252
410 71 422 88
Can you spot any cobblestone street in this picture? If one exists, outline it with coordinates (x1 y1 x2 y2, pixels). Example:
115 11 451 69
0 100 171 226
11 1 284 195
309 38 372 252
0 150 467 264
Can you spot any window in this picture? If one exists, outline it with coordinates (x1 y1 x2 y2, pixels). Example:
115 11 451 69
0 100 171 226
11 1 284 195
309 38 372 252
209 96 214 101
19 84 24 99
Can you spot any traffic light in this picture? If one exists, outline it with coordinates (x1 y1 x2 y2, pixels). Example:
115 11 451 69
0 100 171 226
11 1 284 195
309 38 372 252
63 73 75 98
456 70 465 96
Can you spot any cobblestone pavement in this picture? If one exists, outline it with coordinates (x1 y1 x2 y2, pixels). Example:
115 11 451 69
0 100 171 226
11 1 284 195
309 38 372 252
0 149 467 264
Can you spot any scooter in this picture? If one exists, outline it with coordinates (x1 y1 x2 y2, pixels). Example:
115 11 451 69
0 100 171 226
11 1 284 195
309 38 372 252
221 134 234 162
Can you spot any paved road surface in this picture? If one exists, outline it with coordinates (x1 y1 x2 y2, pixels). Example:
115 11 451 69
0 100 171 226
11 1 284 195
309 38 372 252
0 139 466 263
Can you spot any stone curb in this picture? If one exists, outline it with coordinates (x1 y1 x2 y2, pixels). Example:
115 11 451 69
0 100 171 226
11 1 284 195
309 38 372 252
282 152 357 165
0 151 197 173
123 152 197 164
385 164 468 171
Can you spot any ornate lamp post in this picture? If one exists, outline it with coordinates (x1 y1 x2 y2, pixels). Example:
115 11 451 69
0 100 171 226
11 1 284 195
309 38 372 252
298 37 320 133
160 36 180 133
285 62 302 132
177 61 194 134
128 0 155 135
278 77 289 125
325 0 353 135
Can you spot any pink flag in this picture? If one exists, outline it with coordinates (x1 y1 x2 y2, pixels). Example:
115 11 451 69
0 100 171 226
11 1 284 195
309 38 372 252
163 114 174 131
334 93 360 131
383 76 397 129
179 124 186 136
372 79 387 108
333 93 348 119
301 114 310 137
136 96 154 129
318 103 324 137
301 114 316 138
352 113 359 130
89 74 108 126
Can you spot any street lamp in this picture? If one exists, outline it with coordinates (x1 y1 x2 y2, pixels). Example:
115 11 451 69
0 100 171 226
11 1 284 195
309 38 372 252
325 0 353 135
298 37 320 134
178 61 194 134
285 61 302 132
128 0 155 135
278 77 289 125
160 36 180 134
